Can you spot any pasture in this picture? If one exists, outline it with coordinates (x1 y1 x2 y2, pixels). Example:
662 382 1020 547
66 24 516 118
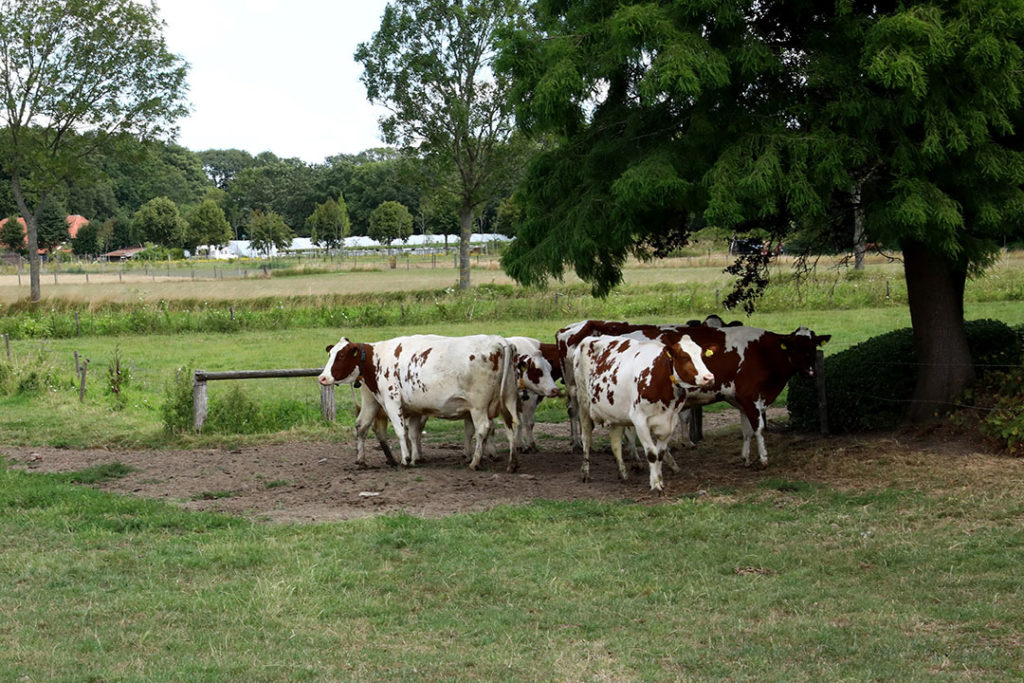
1 251 1023 680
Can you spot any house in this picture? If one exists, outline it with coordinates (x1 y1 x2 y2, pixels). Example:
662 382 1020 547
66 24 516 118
101 246 146 261
0 214 88 257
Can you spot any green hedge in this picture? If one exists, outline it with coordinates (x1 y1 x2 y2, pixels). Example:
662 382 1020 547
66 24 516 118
788 319 1024 433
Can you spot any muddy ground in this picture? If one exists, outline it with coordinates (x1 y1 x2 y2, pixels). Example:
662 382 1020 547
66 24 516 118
5 409 1020 523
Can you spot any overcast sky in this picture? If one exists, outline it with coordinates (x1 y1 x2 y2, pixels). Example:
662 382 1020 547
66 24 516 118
158 0 392 164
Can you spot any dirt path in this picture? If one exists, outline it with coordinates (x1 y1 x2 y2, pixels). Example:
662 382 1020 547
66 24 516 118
5 410 1017 523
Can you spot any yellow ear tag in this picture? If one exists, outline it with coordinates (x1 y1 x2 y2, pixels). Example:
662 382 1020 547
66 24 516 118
780 343 788 351
704 349 714 357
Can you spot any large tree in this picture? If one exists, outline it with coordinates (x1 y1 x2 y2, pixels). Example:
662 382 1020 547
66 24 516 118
498 0 1024 422
355 0 528 289
368 200 414 249
0 0 188 302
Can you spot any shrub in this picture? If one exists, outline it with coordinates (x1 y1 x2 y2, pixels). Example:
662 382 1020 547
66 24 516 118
161 366 194 433
789 319 1024 433
957 367 1024 454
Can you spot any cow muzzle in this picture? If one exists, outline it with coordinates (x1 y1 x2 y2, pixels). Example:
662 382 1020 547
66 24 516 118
318 373 334 386
697 372 715 389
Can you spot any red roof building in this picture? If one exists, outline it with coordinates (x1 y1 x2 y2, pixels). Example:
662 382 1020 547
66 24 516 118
0 214 88 254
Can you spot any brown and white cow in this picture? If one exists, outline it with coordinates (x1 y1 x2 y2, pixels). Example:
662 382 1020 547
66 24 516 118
685 322 830 467
574 334 715 491
507 336 562 452
318 334 520 471
559 318 830 468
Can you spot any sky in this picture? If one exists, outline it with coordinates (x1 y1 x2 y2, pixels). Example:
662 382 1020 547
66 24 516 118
158 0 393 164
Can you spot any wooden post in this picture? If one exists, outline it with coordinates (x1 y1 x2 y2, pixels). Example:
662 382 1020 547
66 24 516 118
4 334 10 361
688 406 704 443
74 310 80 336
321 384 335 422
74 350 80 375
78 359 88 402
193 371 208 432
815 349 829 435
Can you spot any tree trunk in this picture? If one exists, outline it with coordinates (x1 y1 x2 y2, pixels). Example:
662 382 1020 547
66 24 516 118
10 175 42 302
901 238 974 423
852 182 866 271
458 203 473 290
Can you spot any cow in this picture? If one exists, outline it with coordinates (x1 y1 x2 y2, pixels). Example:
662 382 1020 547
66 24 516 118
319 334 520 471
574 334 715 491
558 318 830 468
506 336 562 452
556 319 717 452
684 322 830 467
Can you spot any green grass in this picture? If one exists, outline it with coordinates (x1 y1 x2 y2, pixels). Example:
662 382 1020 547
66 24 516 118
1 459 1022 680
1 298 1021 449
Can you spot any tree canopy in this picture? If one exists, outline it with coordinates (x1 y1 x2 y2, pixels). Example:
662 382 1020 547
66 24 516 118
248 210 293 257
497 0 1024 420
368 200 414 248
355 0 529 288
0 0 188 300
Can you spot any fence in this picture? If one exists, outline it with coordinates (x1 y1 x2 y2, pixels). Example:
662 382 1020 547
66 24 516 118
192 368 334 432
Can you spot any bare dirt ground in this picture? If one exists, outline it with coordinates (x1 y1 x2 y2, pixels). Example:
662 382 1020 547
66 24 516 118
5 409 1021 523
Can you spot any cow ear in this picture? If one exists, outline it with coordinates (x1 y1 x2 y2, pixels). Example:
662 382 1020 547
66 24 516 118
817 335 831 346
325 345 333 353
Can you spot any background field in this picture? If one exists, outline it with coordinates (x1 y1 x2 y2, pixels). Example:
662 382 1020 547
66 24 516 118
1 251 1023 680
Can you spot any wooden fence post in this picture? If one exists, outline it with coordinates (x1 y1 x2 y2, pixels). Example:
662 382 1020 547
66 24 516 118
78 359 88 403
815 349 829 435
193 371 208 432
321 384 335 422
688 406 704 443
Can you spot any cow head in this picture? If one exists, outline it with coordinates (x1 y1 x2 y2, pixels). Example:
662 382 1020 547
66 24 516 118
782 328 831 376
318 336 364 386
516 353 561 399
667 335 716 389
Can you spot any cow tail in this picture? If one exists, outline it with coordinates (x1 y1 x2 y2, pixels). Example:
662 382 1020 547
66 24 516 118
499 340 519 429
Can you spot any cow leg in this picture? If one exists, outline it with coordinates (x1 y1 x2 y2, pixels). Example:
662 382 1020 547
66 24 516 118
485 419 500 461
646 448 665 492
355 399 396 467
608 425 629 482
386 407 414 466
406 414 426 465
578 403 594 483
752 399 769 467
664 449 681 474
518 394 539 452
631 419 666 492
353 400 377 467
463 419 475 463
467 411 491 471
672 409 696 448
624 426 644 472
566 382 583 453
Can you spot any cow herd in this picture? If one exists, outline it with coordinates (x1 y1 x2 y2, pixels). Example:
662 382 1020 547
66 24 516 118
318 315 830 492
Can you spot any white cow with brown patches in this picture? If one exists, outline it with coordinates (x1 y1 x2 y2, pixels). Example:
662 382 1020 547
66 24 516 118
506 336 562 452
319 334 520 471
573 334 715 491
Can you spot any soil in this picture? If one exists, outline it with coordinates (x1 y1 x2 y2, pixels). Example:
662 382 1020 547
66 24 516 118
4 409 1019 523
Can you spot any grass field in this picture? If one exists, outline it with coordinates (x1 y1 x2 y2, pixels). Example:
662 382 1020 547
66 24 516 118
1 251 1023 680
2 450 1023 680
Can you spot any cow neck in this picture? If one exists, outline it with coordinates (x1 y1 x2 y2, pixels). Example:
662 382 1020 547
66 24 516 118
355 343 378 393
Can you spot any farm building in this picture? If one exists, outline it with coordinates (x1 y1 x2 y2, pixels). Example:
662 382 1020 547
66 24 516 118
195 233 511 259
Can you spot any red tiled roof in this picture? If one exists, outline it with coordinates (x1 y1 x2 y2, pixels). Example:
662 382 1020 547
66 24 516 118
0 214 88 253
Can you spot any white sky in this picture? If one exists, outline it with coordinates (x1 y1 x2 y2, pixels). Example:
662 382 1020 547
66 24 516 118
158 0 392 164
